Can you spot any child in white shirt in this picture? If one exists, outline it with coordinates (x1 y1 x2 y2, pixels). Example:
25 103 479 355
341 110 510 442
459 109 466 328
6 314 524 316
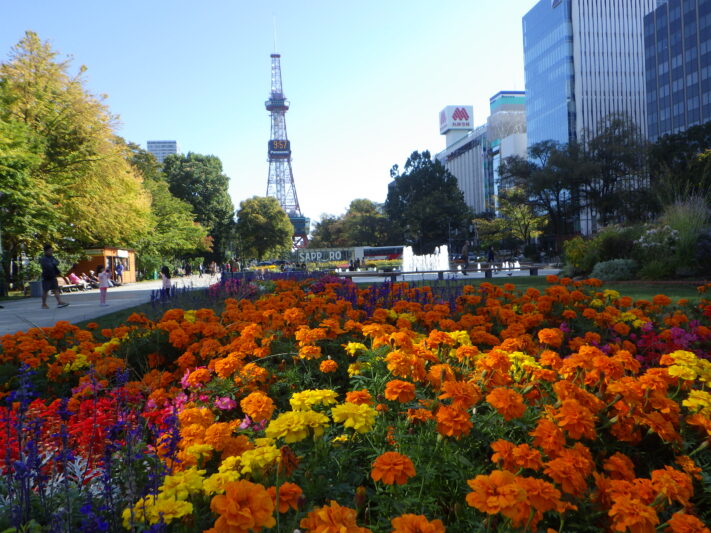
97 265 111 306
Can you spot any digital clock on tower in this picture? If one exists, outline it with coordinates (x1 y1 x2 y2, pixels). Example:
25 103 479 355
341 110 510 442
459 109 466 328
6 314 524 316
268 139 291 156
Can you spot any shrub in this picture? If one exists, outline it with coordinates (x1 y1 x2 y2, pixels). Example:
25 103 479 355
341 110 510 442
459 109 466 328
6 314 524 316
695 228 711 275
562 236 598 275
638 259 676 280
661 196 710 274
596 225 642 262
590 259 639 281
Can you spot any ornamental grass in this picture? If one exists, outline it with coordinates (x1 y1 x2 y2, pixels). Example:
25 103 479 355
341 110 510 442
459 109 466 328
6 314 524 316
0 276 710 532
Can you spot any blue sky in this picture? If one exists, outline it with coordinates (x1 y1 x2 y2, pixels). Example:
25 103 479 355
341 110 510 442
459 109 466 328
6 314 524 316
1 0 534 224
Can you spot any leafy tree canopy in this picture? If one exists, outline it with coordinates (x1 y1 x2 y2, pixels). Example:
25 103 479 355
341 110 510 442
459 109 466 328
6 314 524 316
163 152 236 261
0 31 151 292
385 151 471 254
235 196 293 261
308 199 393 249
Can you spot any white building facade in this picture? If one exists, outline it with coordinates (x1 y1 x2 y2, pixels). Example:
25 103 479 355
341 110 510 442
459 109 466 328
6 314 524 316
436 93 527 215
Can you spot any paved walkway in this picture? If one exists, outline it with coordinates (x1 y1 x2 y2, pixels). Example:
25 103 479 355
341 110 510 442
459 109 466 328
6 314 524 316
0 274 217 336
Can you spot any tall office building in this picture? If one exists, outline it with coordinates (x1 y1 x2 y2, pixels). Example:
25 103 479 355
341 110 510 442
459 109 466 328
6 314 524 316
644 0 711 140
523 0 655 147
146 140 179 163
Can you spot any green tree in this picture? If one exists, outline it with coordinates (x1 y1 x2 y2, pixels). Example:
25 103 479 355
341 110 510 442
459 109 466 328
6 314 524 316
385 151 471 254
235 196 293 260
496 187 548 244
499 141 584 249
308 215 349 248
581 114 650 226
126 143 210 275
341 199 393 246
649 121 711 201
0 32 151 286
163 152 236 261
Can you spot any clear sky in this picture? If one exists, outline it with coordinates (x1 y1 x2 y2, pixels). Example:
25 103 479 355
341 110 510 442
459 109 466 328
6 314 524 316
1 0 535 225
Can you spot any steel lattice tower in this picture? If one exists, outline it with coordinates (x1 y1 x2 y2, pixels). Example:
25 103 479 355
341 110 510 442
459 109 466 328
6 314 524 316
265 53 309 247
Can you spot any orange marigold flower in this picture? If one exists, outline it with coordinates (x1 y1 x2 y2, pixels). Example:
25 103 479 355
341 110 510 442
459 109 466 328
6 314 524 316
371 451 416 485
300 500 371 533
538 328 564 348
438 380 481 409
345 389 374 405
517 477 562 512
209 480 276 532
665 512 711 533
267 482 303 513
653 294 672 306
391 513 446 533
240 391 275 422
466 470 527 524
603 452 636 481
320 359 338 373
385 380 417 403
651 466 694 507
608 494 659 533
407 408 434 423
299 345 323 360
435 405 473 439
486 387 526 421
553 399 597 440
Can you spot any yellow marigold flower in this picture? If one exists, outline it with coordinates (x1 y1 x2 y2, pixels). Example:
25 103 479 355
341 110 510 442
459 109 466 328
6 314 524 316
240 445 281 475
331 402 377 433
265 410 330 443
159 467 205 501
590 299 603 308
153 498 193 524
203 471 240 495
344 342 368 356
122 495 193 527
218 456 242 473
603 289 620 300
183 310 197 323
683 390 711 416
668 365 698 381
447 330 472 346
332 434 350 445
185 443 213 461
348 362 364 376
290 389 339 411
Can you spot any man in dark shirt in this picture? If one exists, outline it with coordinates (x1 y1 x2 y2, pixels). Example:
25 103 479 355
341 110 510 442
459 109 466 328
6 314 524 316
39 244 69 309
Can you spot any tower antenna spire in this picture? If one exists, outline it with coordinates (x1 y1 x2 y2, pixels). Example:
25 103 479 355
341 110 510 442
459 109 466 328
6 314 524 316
272 14 278 53
265 52 309 247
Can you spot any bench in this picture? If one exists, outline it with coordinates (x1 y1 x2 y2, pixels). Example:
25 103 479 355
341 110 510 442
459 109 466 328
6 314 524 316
57 276 84 293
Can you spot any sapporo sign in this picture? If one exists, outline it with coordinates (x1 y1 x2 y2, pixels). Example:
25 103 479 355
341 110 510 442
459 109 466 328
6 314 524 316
295 248 354 262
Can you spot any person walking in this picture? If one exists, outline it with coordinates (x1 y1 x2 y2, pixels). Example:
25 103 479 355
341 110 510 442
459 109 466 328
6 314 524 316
160 266 172 300
97 265 111 306
487 245 496 265
39 244 69 309
115 261 124 284
461 241 470 276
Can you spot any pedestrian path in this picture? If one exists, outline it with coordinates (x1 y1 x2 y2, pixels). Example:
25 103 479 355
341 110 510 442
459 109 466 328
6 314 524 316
0 275 217 336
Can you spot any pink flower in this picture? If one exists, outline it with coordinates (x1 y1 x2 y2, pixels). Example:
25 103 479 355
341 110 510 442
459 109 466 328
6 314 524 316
215 397 237 410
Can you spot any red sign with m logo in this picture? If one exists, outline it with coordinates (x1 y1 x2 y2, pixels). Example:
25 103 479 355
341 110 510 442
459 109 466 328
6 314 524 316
452 107 469 121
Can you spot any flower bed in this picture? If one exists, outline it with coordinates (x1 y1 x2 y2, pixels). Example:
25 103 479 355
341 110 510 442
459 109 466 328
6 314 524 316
1 276 710 532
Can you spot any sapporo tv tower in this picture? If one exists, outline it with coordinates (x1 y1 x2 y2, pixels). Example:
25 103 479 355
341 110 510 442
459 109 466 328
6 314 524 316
265 52 309 248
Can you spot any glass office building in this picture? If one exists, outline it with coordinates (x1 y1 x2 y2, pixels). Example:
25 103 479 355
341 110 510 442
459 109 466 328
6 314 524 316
523 0 576 146
645 0 711 140
524 0 654 149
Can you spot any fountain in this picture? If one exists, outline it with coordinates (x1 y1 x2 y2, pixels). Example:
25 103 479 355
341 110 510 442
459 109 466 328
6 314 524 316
402 245 449 272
